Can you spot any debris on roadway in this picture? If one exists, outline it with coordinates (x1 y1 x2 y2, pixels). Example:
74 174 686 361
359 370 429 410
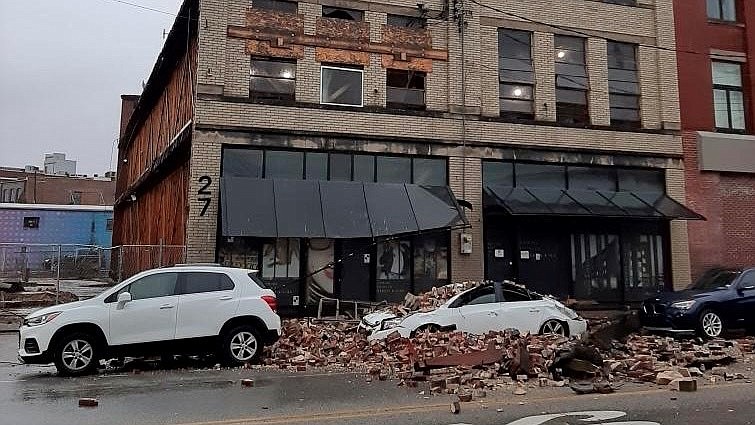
263 282 755 399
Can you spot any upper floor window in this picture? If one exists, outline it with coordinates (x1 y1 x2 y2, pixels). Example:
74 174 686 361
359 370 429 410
712 61 745 131
555 35 589 125
322 6 363 21
321 65 363 107
386 69 426 109
387 14 426 29
251 0 297 13
250 58 296 101
707 0 736 21
498 29 535 120
607 41 640 128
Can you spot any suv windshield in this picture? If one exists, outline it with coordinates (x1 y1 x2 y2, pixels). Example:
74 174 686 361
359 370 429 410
689 268 741 290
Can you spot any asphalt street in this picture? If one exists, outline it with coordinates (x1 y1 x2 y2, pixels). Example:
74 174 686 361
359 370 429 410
1 333 753 425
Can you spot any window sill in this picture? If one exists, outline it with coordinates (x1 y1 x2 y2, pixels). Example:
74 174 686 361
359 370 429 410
707 19 743 27
713 128 748 135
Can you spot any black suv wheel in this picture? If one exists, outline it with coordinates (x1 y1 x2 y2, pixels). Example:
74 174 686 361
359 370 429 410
220 325 262 366
53 332 100 376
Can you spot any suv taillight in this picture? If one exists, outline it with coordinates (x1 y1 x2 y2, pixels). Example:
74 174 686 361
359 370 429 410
261 295 277 312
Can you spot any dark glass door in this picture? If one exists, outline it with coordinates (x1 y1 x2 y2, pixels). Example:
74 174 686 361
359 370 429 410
516 224 571 297
338 238 372 302
484 217 517 282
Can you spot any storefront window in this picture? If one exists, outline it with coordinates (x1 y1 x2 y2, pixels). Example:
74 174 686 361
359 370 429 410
265 151 303 179
222 148 263 178
329 153 352 181
413 235 449 293
483 161 514 186
261 238 300 278
376 156 411 183
570 233 621 302
305 152 327 180
306 238 335 305
217 238 260 269
515 163 566 188
353 155 375 182
376 239 411 302
623 233 665 301
413 158 447 185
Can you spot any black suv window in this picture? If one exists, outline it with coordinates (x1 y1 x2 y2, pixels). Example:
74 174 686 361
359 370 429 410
738 271 755 289
179 272 235 294
105 273 178 302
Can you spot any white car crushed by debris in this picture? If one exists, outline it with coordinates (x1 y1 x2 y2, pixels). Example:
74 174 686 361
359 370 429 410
361 281 587 341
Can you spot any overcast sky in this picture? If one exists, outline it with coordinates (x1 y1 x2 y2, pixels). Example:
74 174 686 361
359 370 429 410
0 0 183 176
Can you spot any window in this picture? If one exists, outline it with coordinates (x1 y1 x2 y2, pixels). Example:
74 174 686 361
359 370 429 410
1 189 8 202
376 156 411 183
250 58 296 101
467 290 497 306
353 155 375 182
413 234 449 293
555 36 589 125
106 218 114 231
321 65 363 106
252 0 297 13
515 163 566 189
413 158 446 185
128 273 178 300
483 161 514 186
608 41 640 128
262 238 300 278
712 61 745 131
322 6 363 21
23 217 40 229
707 0 736 21
305 152 327 180
617 169 664 193
498 29 535 119
386 69 426 109
180 272 235 294
329 153 352 181
571 234 621 302
223 148 263 178
450 285 496 307
71 191 82 205
265 151 303 179
568 166 617 191
387 14 426 28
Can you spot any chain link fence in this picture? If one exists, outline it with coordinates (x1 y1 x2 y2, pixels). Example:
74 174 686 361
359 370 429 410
0 243 186 305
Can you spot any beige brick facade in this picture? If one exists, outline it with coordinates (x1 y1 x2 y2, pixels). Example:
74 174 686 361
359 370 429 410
181 0 693 290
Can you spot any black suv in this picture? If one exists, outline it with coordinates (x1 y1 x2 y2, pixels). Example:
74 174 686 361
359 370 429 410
640 267 755 338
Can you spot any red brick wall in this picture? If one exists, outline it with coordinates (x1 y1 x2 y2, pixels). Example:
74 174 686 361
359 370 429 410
675 1 755 280
683 132 755 279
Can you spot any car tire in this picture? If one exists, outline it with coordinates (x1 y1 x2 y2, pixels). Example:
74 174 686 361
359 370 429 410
53 332 100 377
220 325 262 367
698 309 725 338
540 319 568 336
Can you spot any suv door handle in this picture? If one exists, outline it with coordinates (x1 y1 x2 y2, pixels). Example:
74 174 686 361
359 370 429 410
159 304 175 309
529 309 540 313
487 311 498 317
219 296 233 300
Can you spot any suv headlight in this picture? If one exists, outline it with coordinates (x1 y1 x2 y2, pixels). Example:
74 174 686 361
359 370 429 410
670 300 696 310
23 312 61 327
381 317 403 331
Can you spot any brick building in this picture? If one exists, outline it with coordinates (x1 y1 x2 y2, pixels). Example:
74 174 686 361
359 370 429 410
0 167 115 206
674 0 755 280
115 0 702 313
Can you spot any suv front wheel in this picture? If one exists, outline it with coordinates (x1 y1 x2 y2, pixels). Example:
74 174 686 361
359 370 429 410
220 325 262 366
53 332 100 376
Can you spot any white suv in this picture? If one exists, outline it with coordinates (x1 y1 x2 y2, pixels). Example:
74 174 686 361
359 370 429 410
18 265 281 376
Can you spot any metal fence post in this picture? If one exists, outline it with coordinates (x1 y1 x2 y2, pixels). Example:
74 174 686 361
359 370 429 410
55 245 61 305
118 247 124 283
158 239 164 267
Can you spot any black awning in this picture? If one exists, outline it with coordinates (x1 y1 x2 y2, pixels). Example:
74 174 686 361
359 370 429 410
484 184 704 220
221 178 469 238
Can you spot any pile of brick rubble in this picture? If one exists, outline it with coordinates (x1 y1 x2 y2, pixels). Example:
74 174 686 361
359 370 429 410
263 282 754 398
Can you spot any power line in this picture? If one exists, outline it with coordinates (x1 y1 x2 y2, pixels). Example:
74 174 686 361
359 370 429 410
97 0 178 16
469 0 748 61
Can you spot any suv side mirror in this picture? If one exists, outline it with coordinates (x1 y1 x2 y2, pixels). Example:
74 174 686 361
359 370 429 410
117 292 132 309
740 285 755 291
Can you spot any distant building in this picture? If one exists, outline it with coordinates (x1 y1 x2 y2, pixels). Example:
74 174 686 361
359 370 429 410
0 167 115 205
0 203 113 246
43 153 77 176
